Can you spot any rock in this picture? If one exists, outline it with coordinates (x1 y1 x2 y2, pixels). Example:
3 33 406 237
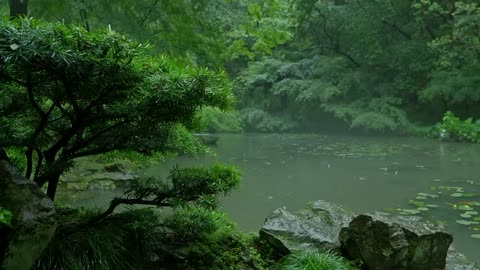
0 160 56 270
92 172 135 181
103 162 130 173
259 200 355 254
260 201 479 270
339 214 452 270
88 180 117 191
193 133 220 145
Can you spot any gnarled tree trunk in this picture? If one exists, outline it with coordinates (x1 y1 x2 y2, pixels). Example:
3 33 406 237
9 0 28 17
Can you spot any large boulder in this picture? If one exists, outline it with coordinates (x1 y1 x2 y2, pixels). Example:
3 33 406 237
260 200 479 270
339 214 452 270
0 160 57 270
259 200 355 254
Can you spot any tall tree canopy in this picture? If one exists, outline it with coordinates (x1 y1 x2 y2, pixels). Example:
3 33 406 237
235 0 480 133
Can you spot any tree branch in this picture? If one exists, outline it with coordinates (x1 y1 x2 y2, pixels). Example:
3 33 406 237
89 197 172 225
26 71 46 117
139 0 160 26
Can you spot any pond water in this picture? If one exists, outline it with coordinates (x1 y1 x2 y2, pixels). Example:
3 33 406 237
67 133 480 263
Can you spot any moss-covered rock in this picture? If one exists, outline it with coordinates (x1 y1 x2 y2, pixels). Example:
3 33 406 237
0 161 56 270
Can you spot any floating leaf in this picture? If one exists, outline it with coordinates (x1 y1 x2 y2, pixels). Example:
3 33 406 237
426 204 439 208
465 211 478 215
418 207 429 211
456 220 479 225
460 213 472 218
451 193 464 197
471 234 480 239
416 196 427 200
400 209 421 215
418 192 439 198
458 205 474 211
409 200 425 207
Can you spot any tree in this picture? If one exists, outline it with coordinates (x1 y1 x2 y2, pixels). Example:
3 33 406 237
8 0 28 17
0 18 233 200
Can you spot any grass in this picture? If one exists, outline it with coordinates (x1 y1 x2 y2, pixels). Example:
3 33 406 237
278 250 358 270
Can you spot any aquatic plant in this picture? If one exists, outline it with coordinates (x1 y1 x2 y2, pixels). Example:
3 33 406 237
391 179 480 239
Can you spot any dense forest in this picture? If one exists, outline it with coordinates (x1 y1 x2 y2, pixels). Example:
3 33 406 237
5 0 480 135
1 1 480 270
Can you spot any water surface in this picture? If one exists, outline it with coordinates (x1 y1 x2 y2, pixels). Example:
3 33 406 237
71 133 480 262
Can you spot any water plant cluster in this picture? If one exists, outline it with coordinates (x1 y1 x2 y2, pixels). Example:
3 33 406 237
391 179 480 240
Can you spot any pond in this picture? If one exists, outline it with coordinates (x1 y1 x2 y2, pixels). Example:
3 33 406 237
67 133 480 263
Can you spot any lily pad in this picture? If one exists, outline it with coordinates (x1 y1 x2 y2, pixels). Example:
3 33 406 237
465 211 478 215
471 234 480 239
416 196 427 200
418 207 429 211
456 220 480 225
458 205 474 211
426 204 439 208
409 200 425 207
400 209 421 215
418 192 439 198
460 213 473 218
450 191 476 198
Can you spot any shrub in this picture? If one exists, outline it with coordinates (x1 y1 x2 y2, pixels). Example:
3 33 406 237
33 208 160 270
198 106 242 133
436 111 480 142
278 250 357 270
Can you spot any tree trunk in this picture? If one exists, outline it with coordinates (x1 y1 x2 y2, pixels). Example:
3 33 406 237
9 0 28 17
46 173 61 201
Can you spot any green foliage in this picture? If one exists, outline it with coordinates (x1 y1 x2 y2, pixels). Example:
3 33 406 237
436 111 480 143
233 0 480 133
164 206 234 242
163 206 268 270
33 208 160 270
278 250 358 270
0 207 13 226
224 0 295 61
3 147 26 173
240 108 297 132
0 18 232 199
198 106 242 133
123 164 241 209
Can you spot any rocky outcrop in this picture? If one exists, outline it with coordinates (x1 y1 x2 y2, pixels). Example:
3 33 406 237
260 200 479 270
339 214 452 270
61 160 137 192
259 200 354 254
0 160 56 270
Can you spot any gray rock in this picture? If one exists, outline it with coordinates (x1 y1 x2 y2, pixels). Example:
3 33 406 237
103 162 129 173
260 201 479 270
92 172 136 181
0 160 56 270
259 200 355 254
339 214 452 270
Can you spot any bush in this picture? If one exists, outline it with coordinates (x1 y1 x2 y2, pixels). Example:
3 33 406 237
278 250 357 270
163 207 268 269
198 106 242 133
33 208 160 270
435 111 480 142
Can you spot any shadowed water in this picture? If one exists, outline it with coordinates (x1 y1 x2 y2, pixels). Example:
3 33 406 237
67 133 480 263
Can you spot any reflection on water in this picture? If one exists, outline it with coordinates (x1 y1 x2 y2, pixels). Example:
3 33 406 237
67 133 480 263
